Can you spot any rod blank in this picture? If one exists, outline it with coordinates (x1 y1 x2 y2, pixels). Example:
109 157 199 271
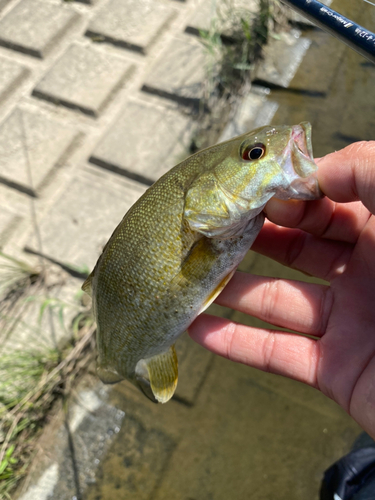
280 0 375 64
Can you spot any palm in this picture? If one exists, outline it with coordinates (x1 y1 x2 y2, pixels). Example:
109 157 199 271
189 142 375 438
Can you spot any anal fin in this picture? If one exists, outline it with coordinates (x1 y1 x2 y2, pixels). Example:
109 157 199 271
135 345 178 404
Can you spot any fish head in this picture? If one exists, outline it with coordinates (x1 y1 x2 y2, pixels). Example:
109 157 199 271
215 121 322 203
185 122 322 237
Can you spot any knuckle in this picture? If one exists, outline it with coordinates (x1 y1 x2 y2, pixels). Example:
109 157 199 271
261 279 282 324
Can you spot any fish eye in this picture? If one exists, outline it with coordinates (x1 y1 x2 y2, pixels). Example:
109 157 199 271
242 143 266 161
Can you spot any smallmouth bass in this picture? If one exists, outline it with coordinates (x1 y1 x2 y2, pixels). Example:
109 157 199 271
82 122 321 403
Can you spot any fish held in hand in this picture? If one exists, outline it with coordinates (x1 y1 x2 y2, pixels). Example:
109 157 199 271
82 122 322 404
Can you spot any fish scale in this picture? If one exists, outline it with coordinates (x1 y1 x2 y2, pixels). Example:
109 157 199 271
82 122 322 403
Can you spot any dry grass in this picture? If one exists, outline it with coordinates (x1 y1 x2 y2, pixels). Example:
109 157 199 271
0 252 95 499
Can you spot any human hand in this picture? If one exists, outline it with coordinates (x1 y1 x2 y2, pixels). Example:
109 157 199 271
188 141 375 439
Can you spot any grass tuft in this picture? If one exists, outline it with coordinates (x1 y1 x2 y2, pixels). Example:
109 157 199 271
189 0 289 152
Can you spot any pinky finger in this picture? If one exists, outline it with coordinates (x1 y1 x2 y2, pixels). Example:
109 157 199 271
188 314 320 389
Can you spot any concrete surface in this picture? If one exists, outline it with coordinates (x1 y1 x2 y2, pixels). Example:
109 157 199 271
0 0 80 58
33 42 135 116
86 0 177 54
90 99 194 184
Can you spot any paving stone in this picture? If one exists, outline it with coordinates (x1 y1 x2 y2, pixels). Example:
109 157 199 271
174 333 214 405
33 43 134 117
86 0 176 54
0 0 13 12
25 170 146 271
219 89 279 142
289 29 345 94
0 108 80 197
255 29 311 89
142 35 207 106
186 0 258 37
90 99 194 184
0 0 80 59
18 387 125 500
0 206 21 248
0 56 29 105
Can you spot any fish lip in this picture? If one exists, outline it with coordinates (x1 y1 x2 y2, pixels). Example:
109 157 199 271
291 122 314 162
276 122 323 200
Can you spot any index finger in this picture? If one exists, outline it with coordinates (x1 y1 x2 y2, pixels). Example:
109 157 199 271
318 141 375 212
264 141 375 240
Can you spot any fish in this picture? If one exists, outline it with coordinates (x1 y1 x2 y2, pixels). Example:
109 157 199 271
82 122 322 404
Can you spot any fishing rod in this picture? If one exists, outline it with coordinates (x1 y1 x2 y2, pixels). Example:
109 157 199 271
280 0 375 64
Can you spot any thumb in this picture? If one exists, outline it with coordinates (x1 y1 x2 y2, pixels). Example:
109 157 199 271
317 141 375 214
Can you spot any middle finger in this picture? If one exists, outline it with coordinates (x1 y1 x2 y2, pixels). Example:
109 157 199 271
252 221 353 281
217 272 332 337
265 197 370 243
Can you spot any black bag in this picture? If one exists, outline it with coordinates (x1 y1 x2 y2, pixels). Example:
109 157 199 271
320 444 375 500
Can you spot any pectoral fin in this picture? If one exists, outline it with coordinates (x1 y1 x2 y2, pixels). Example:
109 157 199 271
199 268 236 314
135 345 178 404
97 364 123 384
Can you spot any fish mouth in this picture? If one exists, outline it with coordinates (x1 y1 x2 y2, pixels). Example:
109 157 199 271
291 122 314 166
277 122 323 200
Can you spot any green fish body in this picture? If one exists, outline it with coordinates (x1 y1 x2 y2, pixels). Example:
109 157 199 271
83 122 321 403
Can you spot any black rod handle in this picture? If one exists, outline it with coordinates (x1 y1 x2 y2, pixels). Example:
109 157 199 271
280 0 375 64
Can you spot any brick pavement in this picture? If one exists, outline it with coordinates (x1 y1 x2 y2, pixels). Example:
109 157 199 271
0 0 295 339
0 0 330 280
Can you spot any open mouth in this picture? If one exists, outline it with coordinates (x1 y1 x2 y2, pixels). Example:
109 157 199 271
291 122 314 162
288 122 316 179
275 122 322 200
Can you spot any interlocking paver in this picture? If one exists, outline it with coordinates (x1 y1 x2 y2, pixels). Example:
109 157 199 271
219 90 278 142
142 35 207 106
0 108 80 197
90 99 194 184
255 30 311 89
86 0 176 54
25 170 146 270
0 0 12 12
186 0 258 36
33 43 134 117
0 207 21 248
0 0 80 59
0 56 29 105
